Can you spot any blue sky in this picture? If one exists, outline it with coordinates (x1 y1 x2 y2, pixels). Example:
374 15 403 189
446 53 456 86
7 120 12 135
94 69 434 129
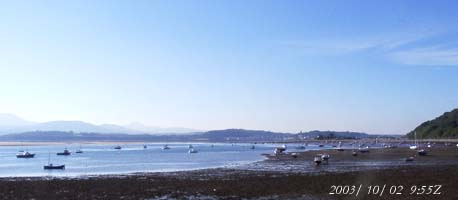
1 0 458 134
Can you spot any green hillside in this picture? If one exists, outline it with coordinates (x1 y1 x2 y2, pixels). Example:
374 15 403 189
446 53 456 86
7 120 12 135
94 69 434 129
407 108 458 139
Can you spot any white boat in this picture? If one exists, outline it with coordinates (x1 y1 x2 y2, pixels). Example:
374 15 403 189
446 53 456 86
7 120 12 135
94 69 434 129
16 151 35 158
336 141 344 151
417 149 427 156
188 148 198 153
409 131 418 150
358 147 370 153
274 146 286 154
352 151 358 156
321 154 330 163
313 156 322 165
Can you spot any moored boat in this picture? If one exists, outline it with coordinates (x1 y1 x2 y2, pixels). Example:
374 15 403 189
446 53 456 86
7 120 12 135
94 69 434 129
274 147 286 155
16 151 35 158
405 156 414 162
188 148 198 153
321 154 330 163
417 149 427 156
313 155 322 165
162 144 171 150
56 149 71 156
44 153 65 170
336 142 344 151
44 164 65 170
358 147 370 153
75 145 83 153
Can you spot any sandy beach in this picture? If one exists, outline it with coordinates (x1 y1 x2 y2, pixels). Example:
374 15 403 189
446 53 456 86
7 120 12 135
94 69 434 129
1 147 457 200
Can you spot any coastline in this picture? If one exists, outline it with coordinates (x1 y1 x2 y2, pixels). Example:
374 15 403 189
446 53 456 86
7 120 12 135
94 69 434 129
1 147 457 199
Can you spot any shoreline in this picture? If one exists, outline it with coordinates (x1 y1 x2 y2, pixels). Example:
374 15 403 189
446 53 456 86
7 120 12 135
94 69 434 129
1 147 457 199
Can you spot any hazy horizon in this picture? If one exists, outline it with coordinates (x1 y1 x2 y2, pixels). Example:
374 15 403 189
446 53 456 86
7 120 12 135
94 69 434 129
1 1 458 134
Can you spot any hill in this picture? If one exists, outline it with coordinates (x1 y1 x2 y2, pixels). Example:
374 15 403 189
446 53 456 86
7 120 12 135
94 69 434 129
407 108 458 139
298 130 371 139
198 129 294 142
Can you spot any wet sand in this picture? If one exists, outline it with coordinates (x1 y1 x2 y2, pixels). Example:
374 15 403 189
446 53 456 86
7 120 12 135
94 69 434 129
1 147 457 200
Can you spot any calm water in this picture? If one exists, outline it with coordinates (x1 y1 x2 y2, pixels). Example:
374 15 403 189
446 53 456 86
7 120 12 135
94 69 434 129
0 143 319 177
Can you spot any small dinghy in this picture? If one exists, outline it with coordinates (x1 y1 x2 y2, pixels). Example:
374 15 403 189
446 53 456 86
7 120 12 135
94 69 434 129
114 145 122 150
162 144 171 150
188 148 198 153
75 145 83 153
405 157 414 162
352 151 358 156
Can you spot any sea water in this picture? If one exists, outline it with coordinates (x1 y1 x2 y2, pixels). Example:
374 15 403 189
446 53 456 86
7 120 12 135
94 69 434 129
0 142 317 177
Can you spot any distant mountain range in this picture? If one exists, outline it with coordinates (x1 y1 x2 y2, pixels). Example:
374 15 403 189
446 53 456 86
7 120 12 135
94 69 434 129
0 113 403 142
0 113 200 135
408 108 458 139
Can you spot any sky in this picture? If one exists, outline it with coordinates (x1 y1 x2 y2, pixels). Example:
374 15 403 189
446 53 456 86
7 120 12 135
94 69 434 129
1 0 458 134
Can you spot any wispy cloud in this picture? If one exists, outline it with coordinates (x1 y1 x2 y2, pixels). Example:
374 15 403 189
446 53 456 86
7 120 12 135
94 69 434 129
280 29 458 66
391 46 458 66
279 31 436 55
